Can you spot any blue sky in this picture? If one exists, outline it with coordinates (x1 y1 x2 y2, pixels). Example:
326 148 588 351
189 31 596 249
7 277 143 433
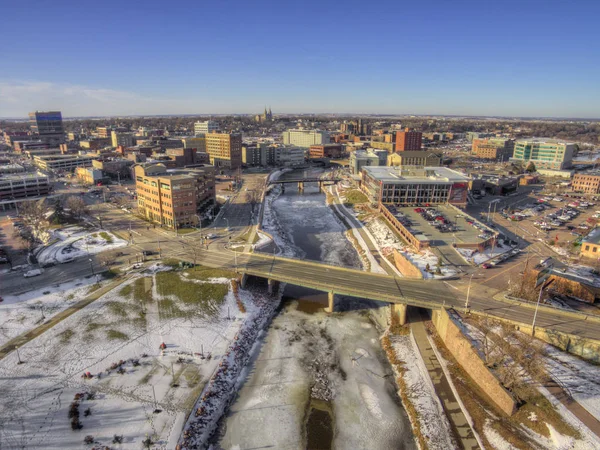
1 0 599 118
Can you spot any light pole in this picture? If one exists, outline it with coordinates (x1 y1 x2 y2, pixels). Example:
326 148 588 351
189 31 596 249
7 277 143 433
157 237 161 258
464 273 475 313
16 346 23 364
223 217 230 231
532 279 554 337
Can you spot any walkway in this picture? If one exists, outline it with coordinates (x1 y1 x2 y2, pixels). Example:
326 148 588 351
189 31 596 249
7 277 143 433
409 308 480 450
0 271 136 360
545 379 600 439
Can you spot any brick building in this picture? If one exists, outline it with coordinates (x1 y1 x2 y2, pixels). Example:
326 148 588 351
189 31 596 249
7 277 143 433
572 173 600 194
205 133 242 170
308 144 343 159
472 138 515 160
395 128 422 151
134 163 215 229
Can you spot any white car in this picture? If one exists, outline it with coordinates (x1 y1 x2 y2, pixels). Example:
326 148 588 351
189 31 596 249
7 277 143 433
24 269 43 278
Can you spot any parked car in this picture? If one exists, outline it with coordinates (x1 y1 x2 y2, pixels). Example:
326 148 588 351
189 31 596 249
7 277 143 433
24 269 43 278
482 263 492 269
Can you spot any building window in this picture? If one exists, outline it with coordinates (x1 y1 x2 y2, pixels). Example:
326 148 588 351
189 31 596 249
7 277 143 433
594 247 598 253
586 245 590 251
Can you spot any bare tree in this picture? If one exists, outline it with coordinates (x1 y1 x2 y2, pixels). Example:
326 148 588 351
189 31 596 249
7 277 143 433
66 195 87 219
19 199 52 244
98 253 117 267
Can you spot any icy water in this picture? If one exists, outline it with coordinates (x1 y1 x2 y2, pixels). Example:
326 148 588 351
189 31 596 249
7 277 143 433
216 169 415 450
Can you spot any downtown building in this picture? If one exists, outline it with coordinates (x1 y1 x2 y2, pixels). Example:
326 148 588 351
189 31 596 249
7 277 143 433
0 172 51 207
33 154 96 172
572 172 600 194
512 139 576 170
360 166 470 206
204 133 242 170
194 120 219 136
29 111 65 146
472 138 515 161
134 163 215 229
282 129 330 147
395 128 422 151
111 131 136 148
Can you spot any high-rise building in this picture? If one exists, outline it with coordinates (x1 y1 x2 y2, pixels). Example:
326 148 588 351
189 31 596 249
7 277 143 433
387 151 441 167
282 129 330 147
111 131 136 148
204 133 242 170
395 128 422 151
28 111 64 145
512 139 576 170
194 120 219 136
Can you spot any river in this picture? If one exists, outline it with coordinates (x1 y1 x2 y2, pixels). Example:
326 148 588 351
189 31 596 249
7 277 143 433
214 168 416 450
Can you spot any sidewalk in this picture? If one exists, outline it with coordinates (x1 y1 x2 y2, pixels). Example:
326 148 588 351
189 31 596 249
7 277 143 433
0 271 136 361
409 308 480 449
329 189 399 276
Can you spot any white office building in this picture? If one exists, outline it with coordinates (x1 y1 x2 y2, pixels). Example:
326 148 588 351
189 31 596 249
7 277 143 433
194 120 219 136
282 129 330 147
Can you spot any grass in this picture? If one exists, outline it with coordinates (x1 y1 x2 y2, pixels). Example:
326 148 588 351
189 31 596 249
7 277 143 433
119 284 132 298
158 298 187 319
156 272 228 316
86 284 101 294
86 322 104 332
177 228 197 235
162 258 182 268
66 293 75 301
105 301 136 318
182 365 202 388
106 329 129 341
133 277 153 304
185 266 236 281
99 231 113 243
58 329 75 344
343 189 368 205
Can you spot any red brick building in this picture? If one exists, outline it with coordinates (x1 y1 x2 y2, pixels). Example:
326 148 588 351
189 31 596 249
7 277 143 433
309 144 343 159
395 128 422 151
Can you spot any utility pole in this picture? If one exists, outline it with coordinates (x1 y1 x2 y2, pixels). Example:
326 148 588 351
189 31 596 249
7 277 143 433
157 237 161 258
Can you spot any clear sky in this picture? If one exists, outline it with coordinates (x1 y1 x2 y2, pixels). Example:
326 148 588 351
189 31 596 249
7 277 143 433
1 0 599 118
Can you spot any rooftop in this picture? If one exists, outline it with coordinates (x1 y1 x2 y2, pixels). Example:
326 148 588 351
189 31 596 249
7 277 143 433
363 166 470 183
582 227 600 245
516 138 575 145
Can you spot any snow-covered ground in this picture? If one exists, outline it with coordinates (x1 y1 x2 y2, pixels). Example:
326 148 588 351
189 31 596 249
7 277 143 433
36 226 127 265
390 332 456 449
456 243 513 265
365 217 457 278
457 317 600 449
0 269 256 449
0 277 97 347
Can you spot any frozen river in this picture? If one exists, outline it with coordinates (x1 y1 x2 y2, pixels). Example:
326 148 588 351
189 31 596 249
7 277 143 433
214 169 416 449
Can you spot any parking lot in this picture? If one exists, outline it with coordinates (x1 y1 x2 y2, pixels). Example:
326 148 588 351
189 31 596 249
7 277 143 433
390 205 493 247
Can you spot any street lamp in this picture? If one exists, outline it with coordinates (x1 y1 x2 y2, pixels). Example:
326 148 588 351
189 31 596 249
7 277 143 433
223 217 230 231
464 273 475 313
532 279 554 337
15 346 23 364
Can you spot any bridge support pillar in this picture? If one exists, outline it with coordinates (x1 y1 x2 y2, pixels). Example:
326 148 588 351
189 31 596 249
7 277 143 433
391 303 407 326
240 273 248 289
267 278 279 295
298 181 304 192
325 291 335 313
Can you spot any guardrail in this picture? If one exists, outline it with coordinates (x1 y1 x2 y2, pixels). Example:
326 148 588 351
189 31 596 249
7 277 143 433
502 294 600 323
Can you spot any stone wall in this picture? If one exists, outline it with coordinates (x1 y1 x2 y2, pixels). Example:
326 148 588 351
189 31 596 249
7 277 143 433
432 308 517 416
392 249 423 279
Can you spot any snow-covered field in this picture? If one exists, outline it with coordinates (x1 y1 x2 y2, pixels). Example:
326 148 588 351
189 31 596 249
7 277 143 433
36 227 127 265
390 332 456 449
0 268 256 449
0 278 97 347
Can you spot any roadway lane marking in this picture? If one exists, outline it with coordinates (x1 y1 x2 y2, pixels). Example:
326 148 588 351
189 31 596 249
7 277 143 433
443 281 460 291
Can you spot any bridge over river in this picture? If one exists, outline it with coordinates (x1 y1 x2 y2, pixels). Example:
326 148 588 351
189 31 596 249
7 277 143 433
176 248 600 342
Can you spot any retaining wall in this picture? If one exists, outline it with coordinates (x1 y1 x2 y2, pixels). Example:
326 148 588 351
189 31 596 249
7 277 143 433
392 249 423 279
431 308 517 416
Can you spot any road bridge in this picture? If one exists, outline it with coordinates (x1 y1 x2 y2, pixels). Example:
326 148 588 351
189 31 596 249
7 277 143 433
267 177 342 192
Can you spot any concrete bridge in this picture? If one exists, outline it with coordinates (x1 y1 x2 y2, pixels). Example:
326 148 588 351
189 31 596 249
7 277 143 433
165 247 600 342
267 177 342 192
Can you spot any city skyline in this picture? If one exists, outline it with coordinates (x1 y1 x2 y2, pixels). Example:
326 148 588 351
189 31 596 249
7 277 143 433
1 0 599 118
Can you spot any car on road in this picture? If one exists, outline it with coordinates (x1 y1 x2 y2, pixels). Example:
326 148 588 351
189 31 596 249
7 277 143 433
207 233 218 239
23 269 43 278
61 257 75 263
482 263 492 269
